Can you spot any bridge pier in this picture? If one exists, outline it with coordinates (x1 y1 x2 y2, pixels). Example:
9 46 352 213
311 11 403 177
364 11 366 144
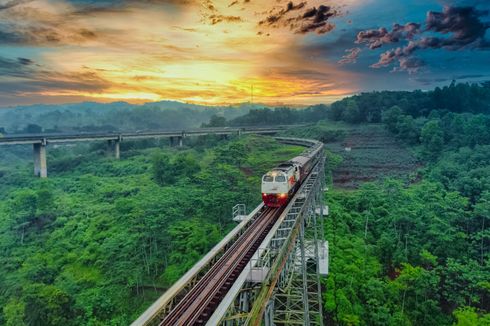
33 141 47 178
108 139 121 159
169 136 183 147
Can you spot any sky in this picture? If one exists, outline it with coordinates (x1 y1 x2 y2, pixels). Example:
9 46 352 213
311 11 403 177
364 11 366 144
0 0 489 107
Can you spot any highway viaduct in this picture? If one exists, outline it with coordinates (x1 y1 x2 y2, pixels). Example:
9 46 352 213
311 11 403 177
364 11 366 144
0 126 296 178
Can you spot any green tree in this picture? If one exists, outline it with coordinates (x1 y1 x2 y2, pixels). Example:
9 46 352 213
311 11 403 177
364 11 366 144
382 105 403 133
3 299 26 326
215 142 249 168
9 190 38 244
23 284 74 326
341 100 361 124
152 152 174 185
420 120 444 159
453 306 490 326
202 114 226 127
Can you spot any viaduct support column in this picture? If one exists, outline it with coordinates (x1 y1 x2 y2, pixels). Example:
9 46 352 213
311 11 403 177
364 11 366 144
108 139 121 159
169 136 183 147
33 140 47 178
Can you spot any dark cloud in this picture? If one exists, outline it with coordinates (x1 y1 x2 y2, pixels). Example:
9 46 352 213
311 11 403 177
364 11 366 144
0 56 35 77
351 5 490 73
0 25 98 46
426 5 490 49
0 56 111 98
17 57 34 65
356 23 421 49
0 1 100 47
258 2 338 35
296 5 337 34
259 1 307 26
0 0 32 10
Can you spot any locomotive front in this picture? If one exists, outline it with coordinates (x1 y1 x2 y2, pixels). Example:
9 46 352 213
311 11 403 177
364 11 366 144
261 163 299 207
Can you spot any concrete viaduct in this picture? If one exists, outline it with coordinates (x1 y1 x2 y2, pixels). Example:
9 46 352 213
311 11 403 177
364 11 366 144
0 126 296 178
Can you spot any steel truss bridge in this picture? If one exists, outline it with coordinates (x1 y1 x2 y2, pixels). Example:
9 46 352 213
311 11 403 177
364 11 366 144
132 137 328 326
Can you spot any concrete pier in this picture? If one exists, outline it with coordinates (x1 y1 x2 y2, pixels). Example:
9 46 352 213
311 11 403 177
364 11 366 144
108 139 121 159
169 136 183 147
33 141 47 178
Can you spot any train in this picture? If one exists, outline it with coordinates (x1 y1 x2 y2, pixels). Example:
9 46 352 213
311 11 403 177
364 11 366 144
261 142 323 207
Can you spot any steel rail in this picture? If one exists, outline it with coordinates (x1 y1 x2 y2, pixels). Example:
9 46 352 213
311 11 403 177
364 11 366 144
160 207 280 325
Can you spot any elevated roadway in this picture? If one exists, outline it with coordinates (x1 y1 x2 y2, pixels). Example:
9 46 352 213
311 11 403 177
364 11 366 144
0 125 301 177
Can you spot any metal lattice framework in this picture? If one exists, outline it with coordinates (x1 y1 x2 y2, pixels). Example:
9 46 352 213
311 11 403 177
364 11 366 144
207 143 327 326
132 137 328 326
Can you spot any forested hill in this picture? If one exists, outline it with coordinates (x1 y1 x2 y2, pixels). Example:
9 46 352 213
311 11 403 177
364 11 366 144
0 101 259 134
219 81 490 127
269 83 489 324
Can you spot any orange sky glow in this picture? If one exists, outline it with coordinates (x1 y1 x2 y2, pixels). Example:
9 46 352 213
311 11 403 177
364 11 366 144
0 0 364 106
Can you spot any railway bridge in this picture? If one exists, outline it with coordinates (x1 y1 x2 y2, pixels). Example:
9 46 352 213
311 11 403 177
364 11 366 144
1 129 329 323
132 137 328 326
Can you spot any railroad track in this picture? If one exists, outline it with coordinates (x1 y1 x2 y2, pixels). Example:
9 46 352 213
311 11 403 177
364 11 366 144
160 207 280 325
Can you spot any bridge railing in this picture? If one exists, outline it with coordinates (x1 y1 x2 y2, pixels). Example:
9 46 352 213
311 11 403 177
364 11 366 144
131 204 266 326
206 141 326 325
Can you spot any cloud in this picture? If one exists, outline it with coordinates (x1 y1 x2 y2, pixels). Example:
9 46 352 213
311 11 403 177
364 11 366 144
338 47 361 65
208 14 242 24
356 23 421 49
199 0 244 25
0 3 100 46
258 2 338 35
0 0 32 10
0 54 111 101
296 5 337 34
425 5 490 49
352 5 490 73
17 57 34 65
0 56 35 77
259 1 307 26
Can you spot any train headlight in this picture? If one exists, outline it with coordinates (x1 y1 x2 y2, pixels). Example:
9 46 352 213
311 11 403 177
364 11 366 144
279 193 287 198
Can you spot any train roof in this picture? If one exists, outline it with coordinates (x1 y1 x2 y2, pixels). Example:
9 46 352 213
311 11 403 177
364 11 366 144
274 162 294 171
290 155 310 165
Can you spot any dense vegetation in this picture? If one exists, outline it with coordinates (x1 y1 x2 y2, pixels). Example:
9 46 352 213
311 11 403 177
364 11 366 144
0 135 303 325
316 84 490 325
1 81 489 325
